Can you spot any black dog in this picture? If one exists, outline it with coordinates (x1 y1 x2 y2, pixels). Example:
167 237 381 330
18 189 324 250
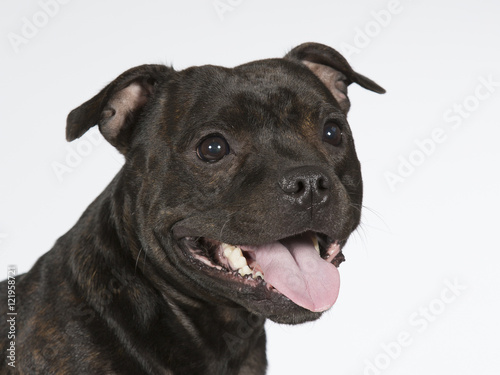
0 42 384 374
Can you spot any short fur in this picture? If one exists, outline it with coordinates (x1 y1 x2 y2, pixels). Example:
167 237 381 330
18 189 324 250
0 43 384 374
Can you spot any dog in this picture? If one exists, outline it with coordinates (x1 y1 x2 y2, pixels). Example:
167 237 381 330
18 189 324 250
0 42 384 374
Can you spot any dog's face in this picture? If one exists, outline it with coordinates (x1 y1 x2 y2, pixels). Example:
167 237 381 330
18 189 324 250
67 43 384 324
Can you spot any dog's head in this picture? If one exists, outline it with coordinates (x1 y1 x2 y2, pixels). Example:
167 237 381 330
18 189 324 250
66 43 384 324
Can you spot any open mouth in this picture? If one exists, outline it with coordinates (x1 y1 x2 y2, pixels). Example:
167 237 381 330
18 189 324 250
181 231 345 312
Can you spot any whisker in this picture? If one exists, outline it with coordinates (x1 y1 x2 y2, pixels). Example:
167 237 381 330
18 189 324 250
135 248 143 273
219 212 237 240
142 248 148 270
361 205 391 233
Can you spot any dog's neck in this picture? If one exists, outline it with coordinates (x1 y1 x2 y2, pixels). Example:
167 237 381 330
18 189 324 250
59 170 267 374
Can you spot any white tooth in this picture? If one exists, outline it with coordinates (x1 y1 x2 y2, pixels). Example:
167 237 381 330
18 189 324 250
253 271 264 280
222 243 235 258
238 265 252 276
228 247 247 269
222 243 235 251
312 235 320 254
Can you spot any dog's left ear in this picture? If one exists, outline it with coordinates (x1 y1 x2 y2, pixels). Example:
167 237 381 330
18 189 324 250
285 42 385 113
66 64 172 154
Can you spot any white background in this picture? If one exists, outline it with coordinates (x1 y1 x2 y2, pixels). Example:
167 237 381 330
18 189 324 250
1 1 499 374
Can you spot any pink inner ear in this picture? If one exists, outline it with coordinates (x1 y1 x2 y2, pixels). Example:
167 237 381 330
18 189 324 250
302 61 351 113
100 82 151 142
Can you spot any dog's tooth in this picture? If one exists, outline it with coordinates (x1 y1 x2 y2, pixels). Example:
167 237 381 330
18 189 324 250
222 243 234 251
312 235 320 254
228 247 247 269
238 265 252 276
223 248 233 258
222 243 235 258
253 271 264 280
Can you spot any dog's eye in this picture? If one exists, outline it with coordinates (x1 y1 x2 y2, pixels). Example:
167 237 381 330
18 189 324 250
196 135 230 163
322 123 342 146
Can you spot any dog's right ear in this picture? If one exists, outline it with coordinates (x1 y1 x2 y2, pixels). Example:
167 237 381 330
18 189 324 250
66 64 172 154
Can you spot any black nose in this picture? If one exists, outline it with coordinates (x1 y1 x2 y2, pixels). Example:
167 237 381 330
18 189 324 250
279 166 330 208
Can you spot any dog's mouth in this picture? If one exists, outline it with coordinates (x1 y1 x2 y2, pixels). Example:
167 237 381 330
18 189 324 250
180 231 345 312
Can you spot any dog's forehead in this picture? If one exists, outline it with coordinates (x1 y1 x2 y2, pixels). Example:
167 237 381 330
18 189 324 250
171 58 341 133
187 58 330 101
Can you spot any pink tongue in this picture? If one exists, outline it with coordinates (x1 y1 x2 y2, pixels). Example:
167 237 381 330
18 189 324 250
244 234 340 312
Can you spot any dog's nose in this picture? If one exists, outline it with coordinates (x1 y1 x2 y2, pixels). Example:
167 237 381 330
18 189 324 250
279 166 330 208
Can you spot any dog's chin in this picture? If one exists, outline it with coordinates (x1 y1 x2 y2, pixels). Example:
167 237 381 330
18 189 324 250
172 229 346 324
